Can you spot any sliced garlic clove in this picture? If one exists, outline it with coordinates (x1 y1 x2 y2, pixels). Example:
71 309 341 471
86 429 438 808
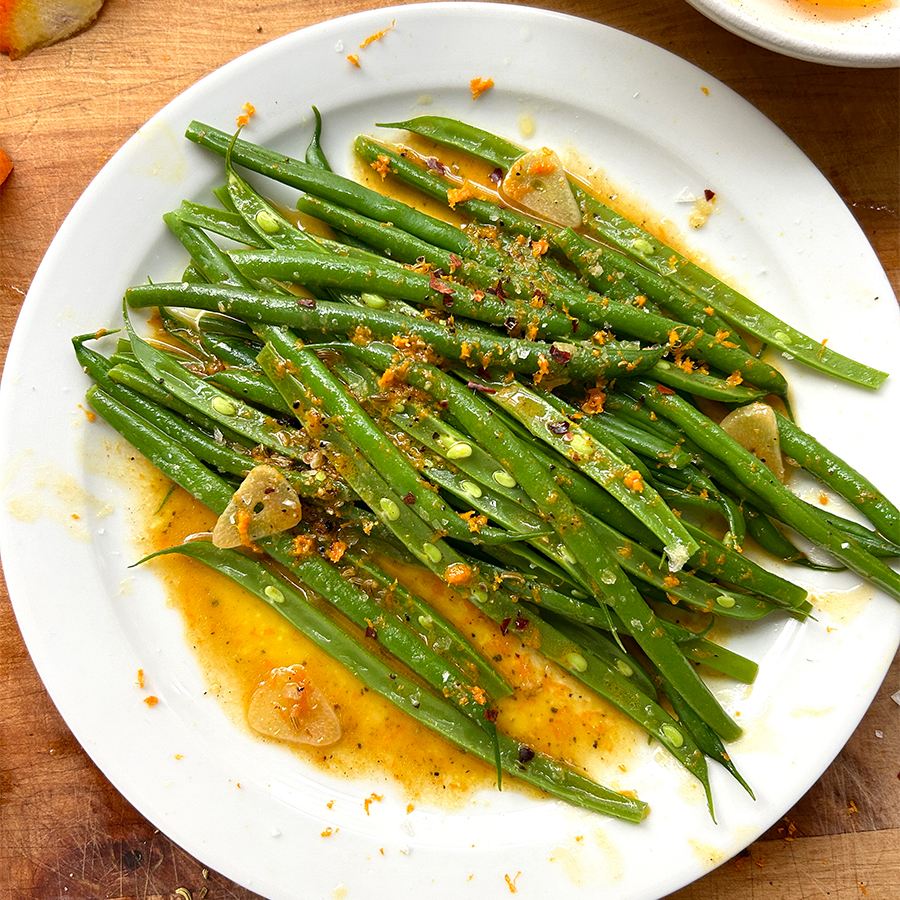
720 402 786 483
212 464 302 549
500 148 582 228
247 665 342 746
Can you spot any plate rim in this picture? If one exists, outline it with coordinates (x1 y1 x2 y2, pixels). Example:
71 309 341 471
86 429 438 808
2 4 899 899
682 0 900 67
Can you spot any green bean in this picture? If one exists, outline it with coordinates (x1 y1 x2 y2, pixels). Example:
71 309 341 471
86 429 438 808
652 668 754 800
76 338 260 478
551 226 744 344
106 360 255 450
381 116 886 389
123 312 325 468
377 116 525 169
649 360 766 403
444 571 713 798
185 121 488 262
163 211 254 290
629 380 900 601
296 189 583 304
774 409 900 544
575 185 887 389
205 368 296 417
198 328 261 369
354 137 787 396
495 566 759 683
743 506 842 570
339 548 511 700
541 388 691 469
584 514 776 620
306 106 333 171
337 341 742 741
260 331 535 546
471 374 698 570
419 463 551 539
230 248 597 341
539 611 657 697
354 134 543 242
126 281 663 382
175 200 268 247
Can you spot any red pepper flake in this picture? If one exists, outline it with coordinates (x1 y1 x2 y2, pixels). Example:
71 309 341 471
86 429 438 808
571 318 579 334
517 745 535 763
504 316 519 332
472 289 485 303
470 77 494 100
425 156 449 176
489 167 503 184
297 297 317 308
402 492 416 505
365 622 378 640
549 344 572 365
704 189 716 202
500 617 512 635
448 253 462 271
467 381 496 394
514 616 529 632
657 384 676 395
484 707 499 723
547 421 570 435
430 272 455 295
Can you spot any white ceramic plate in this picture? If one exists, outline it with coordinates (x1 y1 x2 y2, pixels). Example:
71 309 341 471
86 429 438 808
683 0 900 67
2 4 899 899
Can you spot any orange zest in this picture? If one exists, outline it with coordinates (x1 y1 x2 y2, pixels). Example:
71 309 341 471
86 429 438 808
470 76 494 100
0 148 12 185
236 103 256 128
371 154 392 180
359 19 395 48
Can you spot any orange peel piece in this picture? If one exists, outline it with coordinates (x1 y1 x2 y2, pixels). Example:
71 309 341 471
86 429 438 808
0 0 106 58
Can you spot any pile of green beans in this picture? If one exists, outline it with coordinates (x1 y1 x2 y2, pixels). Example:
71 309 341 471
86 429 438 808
75 112 900 824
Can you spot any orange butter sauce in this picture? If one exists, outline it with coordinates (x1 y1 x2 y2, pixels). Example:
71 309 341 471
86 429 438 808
143 479 641 805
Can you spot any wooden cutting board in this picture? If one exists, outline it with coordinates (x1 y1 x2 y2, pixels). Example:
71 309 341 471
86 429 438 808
1 1 898 898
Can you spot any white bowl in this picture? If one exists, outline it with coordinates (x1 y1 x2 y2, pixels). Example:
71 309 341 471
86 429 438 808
684 0 900 66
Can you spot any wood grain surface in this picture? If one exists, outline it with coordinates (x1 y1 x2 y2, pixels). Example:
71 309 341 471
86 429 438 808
1 1 898 898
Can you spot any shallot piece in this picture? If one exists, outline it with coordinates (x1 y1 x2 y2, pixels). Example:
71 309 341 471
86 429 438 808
247 665 342 746
720 402 786 483
212 464 302 548
500 147 581 228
